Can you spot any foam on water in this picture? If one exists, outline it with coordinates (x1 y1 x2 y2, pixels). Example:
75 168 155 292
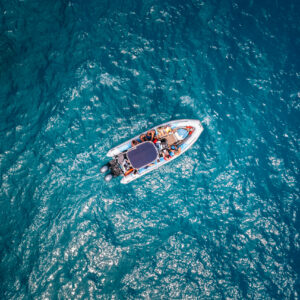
1 0 299 299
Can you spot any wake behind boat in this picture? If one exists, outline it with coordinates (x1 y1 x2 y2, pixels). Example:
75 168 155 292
100 119 204 184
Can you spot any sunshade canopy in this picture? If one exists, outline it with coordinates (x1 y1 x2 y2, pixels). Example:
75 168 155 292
127 141 158 169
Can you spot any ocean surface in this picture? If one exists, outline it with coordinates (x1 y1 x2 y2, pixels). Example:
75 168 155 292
1 0 299 298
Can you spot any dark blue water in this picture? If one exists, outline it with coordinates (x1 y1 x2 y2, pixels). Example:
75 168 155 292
1 0 299 298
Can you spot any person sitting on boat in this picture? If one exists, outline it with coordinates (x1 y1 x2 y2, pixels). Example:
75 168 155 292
131 139 139 147
157 126 171 138
139 134 147 142
140 130 156 142
160 138 168 149
165 126 172 134
169 145 181 156
156 127 163 138
154 138 167 151
154 140 162 150
162 149 172 161
146 130 156 141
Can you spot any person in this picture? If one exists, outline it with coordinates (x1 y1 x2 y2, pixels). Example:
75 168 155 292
146 130 155 141
165 126 172 134
140 129 156 142
131 139 139 147
161 138 168 149
157 125 172 138
156 127 165 139
162 149 171 161
139 134 147 142
155 140 162 150
170 145 181 156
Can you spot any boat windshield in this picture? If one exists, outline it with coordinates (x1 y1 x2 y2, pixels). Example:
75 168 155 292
127 141 158 169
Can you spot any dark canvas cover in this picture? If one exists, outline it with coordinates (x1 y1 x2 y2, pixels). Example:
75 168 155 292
127 142 158 169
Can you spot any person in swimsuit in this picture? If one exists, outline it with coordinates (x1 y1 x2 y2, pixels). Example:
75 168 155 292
162 149 171 161
131 139 139 147
156 126 172 139
170 145 181 156
156 127 164 139
139 134 147 142
140 130 156 142
146 130 156 141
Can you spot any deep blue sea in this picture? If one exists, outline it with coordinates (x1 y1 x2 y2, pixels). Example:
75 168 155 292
1 0 300 298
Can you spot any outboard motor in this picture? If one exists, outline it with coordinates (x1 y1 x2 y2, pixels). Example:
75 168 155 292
104 173 113 182
101 158 123 183
109 159 123 177
100 164 109 173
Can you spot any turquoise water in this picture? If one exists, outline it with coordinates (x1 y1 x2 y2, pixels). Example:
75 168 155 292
1 0 299 298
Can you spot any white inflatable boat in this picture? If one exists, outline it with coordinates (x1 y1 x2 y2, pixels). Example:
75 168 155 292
100 119 204 184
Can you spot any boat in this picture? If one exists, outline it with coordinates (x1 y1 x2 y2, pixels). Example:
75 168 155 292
100 119 204 184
